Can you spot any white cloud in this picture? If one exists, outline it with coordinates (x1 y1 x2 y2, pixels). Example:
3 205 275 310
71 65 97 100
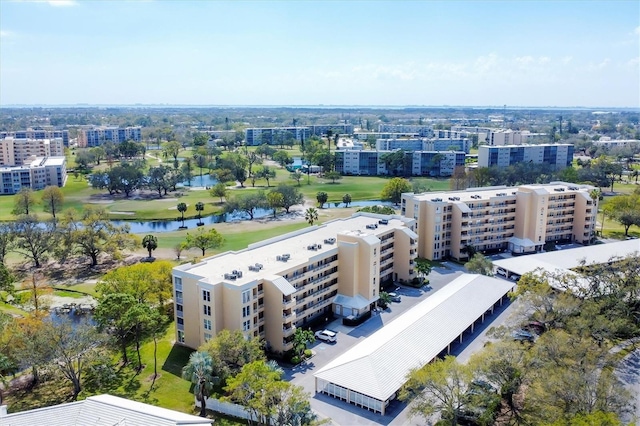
0 30 15 38
634 26 640 36
562 56 573 65
515 56 534 66
538 56 551 64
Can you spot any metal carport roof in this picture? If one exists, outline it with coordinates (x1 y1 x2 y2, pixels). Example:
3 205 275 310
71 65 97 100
314 274 514 402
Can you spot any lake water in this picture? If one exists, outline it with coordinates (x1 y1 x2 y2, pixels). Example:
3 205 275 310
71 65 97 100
181 174 218 188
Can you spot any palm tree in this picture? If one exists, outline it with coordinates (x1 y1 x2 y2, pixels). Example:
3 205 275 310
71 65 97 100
304 207 318 226
589 189 602 237
177 202 188 228
182 351 216 417
142 234 158 259
195 201 205 226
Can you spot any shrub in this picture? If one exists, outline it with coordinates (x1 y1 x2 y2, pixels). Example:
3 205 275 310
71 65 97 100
291 355 301 365
304 349 312 358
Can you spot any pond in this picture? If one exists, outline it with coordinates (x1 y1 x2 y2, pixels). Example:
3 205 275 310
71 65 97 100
112 207 274 233
110 201 396 234
180 174 218 188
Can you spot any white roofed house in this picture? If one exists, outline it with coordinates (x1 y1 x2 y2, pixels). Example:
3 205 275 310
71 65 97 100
0 394 212 426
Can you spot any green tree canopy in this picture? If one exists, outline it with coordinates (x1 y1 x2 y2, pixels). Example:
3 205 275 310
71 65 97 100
381 177 412 205
185 228 224 256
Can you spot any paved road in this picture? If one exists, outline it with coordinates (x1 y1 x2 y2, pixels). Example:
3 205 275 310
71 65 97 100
283 266 521 425
616 347 640 424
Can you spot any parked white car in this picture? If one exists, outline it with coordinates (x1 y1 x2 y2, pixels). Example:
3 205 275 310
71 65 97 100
315 329 337 343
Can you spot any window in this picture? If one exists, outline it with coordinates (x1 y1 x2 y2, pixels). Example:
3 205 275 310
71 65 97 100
202 290 211 302
177 317 184 325
177 331 185 343
203 305 211 316
242 306 251 317
175 290 183 300
203 319 212 330
174 277 182 290
243 320 251 331
176 304 183 312
242 290 251 304
204 333 212 342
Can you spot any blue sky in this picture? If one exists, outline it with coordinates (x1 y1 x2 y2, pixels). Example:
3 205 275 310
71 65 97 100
1 0 639 107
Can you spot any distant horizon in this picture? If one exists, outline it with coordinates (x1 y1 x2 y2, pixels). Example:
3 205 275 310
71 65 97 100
2 103 639 112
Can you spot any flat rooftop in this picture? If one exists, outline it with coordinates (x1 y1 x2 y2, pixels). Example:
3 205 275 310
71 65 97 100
314 274 514 402
175 214 414 286
406 181 593 204
493 239 640 278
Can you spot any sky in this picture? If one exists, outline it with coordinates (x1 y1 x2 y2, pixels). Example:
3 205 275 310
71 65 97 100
0 0 639 108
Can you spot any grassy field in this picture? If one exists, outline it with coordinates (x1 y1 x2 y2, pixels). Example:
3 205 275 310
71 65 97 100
4 323 243 424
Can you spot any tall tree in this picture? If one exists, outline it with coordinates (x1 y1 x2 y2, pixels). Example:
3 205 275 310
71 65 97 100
342 193 352 207
41 186 64 219
12 188 38 216
400 356 473 425
69 207 138 267
316 191 328 208
272 184 303 213
0 223 13 265
304 207 318 226
381 177 412 205
50 318 105 400
224 191 269 220
464 253 494 276
203 329 265 385
13 215 57 268
210 182 228 203
142 234 158 259
603 192 640 236
185 228 224 256
183 351 217 417
177 202 188 227
267 191 284 218
195 201 205 225
94 292 137 364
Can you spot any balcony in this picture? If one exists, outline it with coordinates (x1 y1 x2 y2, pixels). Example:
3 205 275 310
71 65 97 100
283 325 296 337
283 297 295 308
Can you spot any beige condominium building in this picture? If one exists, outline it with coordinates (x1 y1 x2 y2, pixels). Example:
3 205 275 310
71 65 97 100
0 137 65 166
172 213 418 353
401 182 598 261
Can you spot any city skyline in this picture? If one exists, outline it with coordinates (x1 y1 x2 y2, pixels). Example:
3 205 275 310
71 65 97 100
1 0 639 108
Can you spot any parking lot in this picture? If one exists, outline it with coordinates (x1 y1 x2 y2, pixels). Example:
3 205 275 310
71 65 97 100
281 265 519 425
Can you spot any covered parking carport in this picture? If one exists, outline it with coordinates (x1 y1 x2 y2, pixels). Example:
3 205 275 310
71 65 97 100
313 274 515 415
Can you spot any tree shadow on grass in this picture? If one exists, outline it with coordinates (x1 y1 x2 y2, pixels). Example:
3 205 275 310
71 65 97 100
162 343 194 377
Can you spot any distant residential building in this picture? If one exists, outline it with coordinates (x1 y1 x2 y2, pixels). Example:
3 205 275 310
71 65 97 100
401 182 598 261
0 156 67 195
335 150 465 177
592 139 640 149
244 126 310 146
478 144 574 169
0 128 69 146
0 137 65 166
77 126 142 147
172 213 418 352
450 126 547 146
308 124 354 136
375 137 471 154
354 132 418 141
335 138 364 150
378 124 434 137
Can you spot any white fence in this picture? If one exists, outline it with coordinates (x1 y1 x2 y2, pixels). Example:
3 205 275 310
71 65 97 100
196 396 257 422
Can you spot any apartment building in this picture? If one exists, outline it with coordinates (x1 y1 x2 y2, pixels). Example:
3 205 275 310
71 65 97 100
172 213 418 352
592 139 640 149
0 137 65 166
375 137 471 154
354 132 418 141
378 124 434 137
77 126 142 148
308 124 354 136
0 129 69 146
401 182 598 261
478 144 574 169
0 156 67 195
244 127 310 146
335 150 465 177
